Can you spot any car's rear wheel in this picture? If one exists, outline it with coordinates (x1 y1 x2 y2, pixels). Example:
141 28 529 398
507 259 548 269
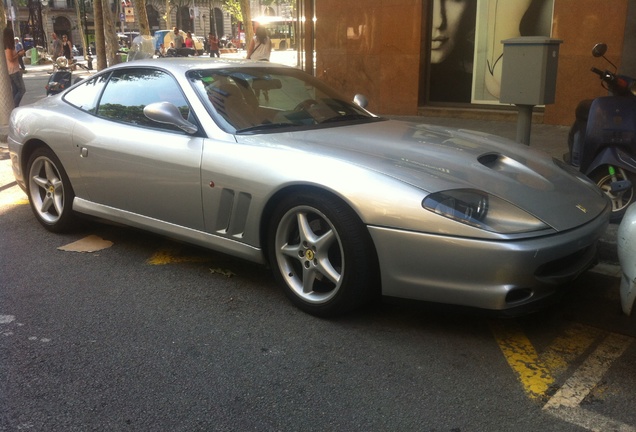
267 191 378 317
26 147 76 232
592 166 636 222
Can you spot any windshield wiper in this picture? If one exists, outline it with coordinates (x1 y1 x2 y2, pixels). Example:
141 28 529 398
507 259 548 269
236 122 295 133
320 114 374 124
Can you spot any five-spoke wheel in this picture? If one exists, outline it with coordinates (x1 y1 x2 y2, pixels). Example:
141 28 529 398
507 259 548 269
268 191 378 316
592 166 636 222
27 147 76 232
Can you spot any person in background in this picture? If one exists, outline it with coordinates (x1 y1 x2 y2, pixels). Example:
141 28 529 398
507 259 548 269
4 27 26 107
61 34 73 61
246 26 271 61
50 32 63 59
158 43 167 57
208 32 220 58
172 27 184 49
14 37 26 72
185 31 195 53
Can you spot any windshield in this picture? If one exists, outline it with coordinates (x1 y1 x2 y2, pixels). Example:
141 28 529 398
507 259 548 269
188 67 379 133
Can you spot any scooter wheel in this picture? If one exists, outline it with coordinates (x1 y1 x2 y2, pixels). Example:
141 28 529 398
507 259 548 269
592 166 636 222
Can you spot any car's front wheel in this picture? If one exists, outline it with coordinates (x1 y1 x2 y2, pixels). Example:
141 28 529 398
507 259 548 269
26 147 76 232
267 191 378 317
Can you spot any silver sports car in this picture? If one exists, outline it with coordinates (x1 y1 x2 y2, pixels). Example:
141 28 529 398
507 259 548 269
8 58 610 316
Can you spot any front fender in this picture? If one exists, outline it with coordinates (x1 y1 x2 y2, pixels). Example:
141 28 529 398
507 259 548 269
584 146 636 175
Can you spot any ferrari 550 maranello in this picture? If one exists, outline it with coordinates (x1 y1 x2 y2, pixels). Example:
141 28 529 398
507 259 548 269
8 58 610 316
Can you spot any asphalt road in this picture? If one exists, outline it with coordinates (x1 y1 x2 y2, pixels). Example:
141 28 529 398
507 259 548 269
1 58 636 432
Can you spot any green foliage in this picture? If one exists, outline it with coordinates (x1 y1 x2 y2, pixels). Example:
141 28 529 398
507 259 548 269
222 0 243 22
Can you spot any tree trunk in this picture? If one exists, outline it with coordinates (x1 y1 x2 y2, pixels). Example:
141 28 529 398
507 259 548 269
239 0 253 47
93 0 107 70
101 2 120 66
134 0 151 36
74 0 88 60
165 0 172 30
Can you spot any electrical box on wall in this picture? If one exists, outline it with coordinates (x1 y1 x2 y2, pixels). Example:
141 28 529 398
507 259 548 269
499 37 563 106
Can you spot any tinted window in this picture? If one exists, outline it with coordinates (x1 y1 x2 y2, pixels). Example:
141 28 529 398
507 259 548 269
64 74 109 113
189 67 378 133
97 68 191 132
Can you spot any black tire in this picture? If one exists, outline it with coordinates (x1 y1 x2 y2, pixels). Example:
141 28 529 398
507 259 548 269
26 147 76 232
591 166 636 222
267 191 379 317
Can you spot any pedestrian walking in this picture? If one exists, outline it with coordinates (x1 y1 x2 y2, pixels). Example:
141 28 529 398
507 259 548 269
50 32 63 59
208 32 220 58
246 26 272 61
61 34 74 60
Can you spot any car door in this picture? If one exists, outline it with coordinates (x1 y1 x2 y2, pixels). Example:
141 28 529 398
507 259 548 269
71 67 205 231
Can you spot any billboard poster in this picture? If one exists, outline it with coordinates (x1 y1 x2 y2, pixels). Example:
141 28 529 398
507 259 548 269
472 0 554 104
427 0 554 105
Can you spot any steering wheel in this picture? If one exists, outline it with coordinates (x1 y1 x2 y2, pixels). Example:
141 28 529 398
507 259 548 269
294 99 319 111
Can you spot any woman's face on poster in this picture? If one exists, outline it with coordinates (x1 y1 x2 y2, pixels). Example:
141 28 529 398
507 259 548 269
431 0 469 64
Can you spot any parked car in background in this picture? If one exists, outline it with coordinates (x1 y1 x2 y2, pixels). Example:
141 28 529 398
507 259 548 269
7 58 611 317
617 203 636 315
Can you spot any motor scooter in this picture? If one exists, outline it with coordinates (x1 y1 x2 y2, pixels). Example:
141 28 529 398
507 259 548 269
45 56 91 96
565 43 636 222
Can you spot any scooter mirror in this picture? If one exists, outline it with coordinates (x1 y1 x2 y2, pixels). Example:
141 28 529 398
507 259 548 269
592 43 607 58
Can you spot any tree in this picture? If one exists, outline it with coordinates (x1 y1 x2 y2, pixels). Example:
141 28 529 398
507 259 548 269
74 0 89 61
1 0 15 128
101 1 121 66
93 0 107 70
134 0 151 36
239 0 252 44
165 0 171 30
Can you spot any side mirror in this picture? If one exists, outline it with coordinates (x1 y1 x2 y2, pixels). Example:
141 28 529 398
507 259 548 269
143 102 198 134
353 94 368 108
592 43 607 58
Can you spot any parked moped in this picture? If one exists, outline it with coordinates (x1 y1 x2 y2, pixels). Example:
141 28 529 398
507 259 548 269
45 56 90 96
565 43 636 222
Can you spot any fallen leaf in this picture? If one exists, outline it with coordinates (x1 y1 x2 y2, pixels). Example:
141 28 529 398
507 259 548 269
58 235 114 253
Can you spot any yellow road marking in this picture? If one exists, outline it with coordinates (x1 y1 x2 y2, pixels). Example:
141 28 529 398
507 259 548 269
147 249 213 265
543 332 633 409
539 323 603 377
493 319 635 431
490 320 555 400
0 196 28 206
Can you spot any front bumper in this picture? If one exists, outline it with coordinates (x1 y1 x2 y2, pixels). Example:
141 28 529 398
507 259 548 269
369 207 610 312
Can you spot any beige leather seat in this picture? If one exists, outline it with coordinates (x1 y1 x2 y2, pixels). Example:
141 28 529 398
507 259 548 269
208 82 260 129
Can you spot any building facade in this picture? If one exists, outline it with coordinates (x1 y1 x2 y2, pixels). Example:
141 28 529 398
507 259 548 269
313 0 636 126
6 0 635 126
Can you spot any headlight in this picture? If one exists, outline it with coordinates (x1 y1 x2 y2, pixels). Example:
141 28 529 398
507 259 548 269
631 81 636 97
56 57 68 68
422 189 549 233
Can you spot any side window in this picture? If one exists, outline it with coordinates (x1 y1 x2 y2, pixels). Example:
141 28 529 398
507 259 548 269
97 68 191 132
63 74 109 113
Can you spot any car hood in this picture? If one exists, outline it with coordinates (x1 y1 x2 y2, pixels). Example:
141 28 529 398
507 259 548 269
243 120 608 231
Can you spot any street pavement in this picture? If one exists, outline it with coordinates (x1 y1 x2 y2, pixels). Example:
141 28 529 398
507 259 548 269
0 57 620 266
